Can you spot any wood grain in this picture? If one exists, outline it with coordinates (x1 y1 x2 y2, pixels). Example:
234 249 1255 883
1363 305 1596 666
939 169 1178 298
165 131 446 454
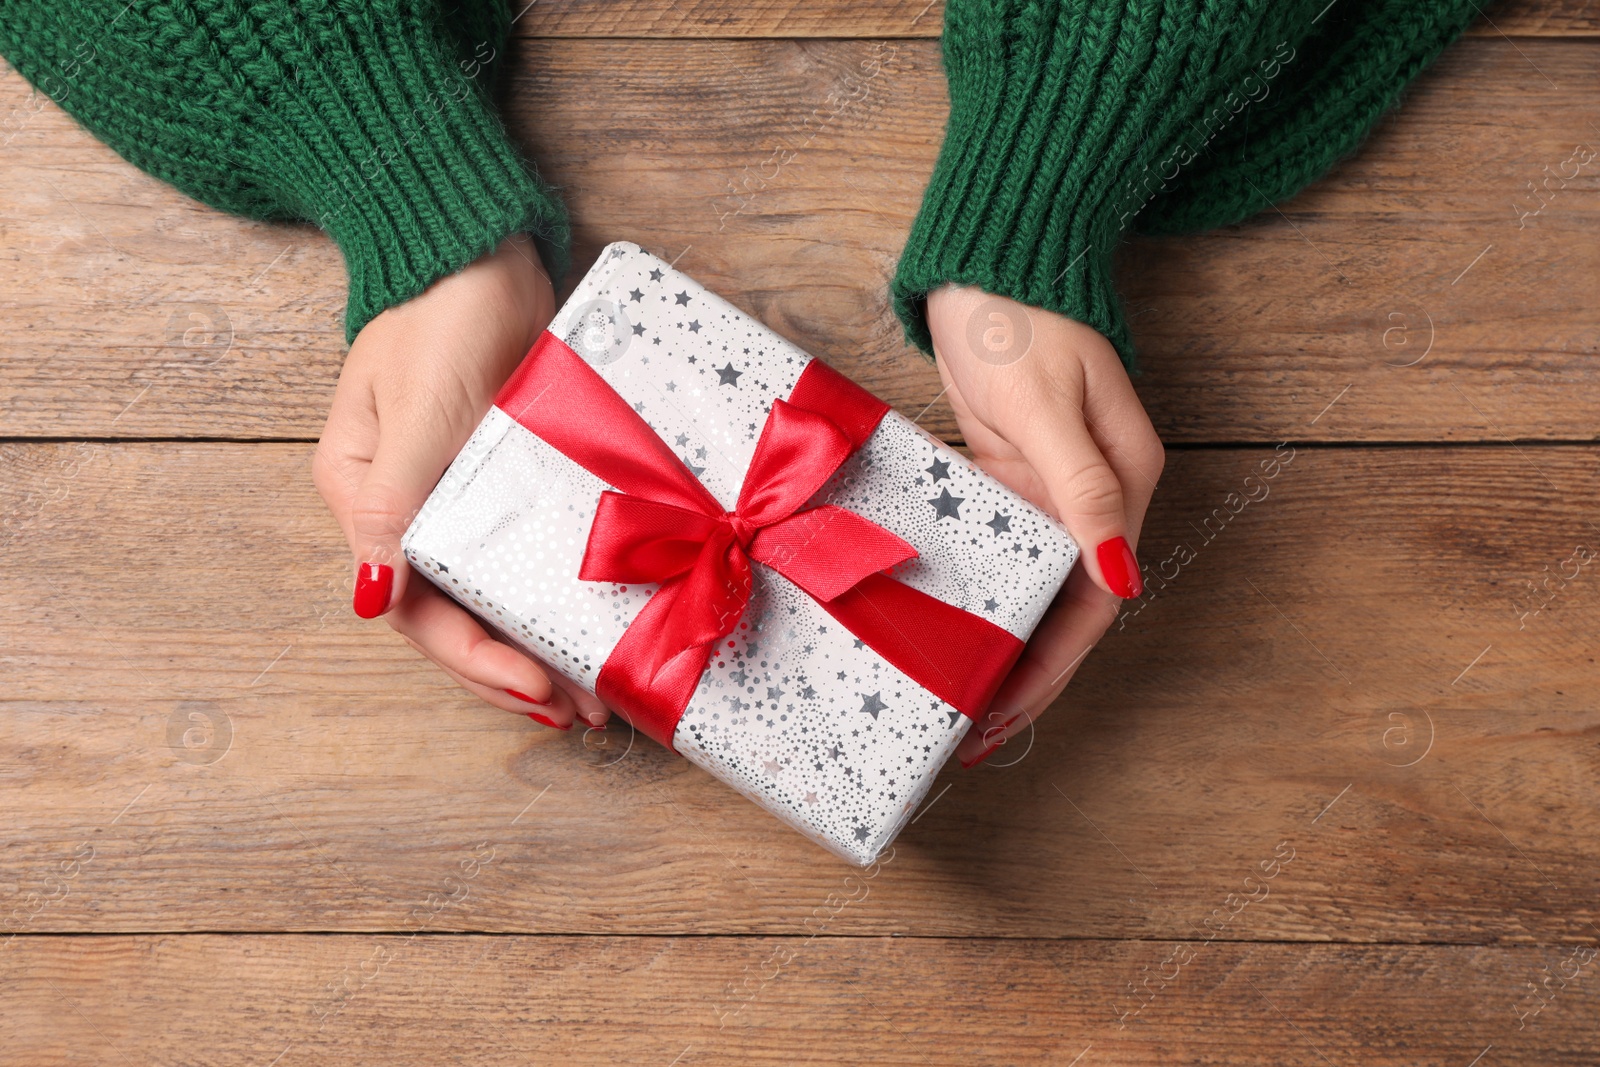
5 935 1596 1065
4 7 1598 1061
3 39 1598 443
507 0 1600 38
4 442 1596 937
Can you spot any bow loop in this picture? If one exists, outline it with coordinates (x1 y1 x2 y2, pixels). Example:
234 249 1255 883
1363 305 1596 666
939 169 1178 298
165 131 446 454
579 492 725 585
734 399 855 527
749 506 916 602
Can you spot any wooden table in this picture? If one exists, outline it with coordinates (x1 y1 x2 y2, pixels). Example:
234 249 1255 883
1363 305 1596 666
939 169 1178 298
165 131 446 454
4 3 1598 1063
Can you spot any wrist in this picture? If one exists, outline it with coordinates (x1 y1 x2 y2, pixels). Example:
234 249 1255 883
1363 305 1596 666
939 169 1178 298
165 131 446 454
928 285 1114 374
489 235 557 329
352 235 556 373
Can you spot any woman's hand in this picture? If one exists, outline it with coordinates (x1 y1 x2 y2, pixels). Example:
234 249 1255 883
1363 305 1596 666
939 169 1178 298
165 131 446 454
923 285 1164 768
312 235 611 731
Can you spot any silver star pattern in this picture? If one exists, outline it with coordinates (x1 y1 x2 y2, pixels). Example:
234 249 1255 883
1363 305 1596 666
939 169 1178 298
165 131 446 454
929 488 964 520
858 692 888 719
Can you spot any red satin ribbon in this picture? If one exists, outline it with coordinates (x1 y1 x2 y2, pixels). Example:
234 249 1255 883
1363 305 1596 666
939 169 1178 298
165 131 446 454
493 330 1024 749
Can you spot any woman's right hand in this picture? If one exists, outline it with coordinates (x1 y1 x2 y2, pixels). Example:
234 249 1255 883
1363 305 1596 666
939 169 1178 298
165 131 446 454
313 235 612 732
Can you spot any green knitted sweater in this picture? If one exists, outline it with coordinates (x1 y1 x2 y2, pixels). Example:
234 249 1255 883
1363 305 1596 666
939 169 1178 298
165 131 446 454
0 1 1483 359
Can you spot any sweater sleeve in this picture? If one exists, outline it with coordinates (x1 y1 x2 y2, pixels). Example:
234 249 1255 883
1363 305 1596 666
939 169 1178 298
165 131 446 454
891 0 1483 367
0 0 571 342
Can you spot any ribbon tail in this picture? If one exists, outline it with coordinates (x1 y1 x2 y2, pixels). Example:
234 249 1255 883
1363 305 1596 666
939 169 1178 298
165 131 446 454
750 506 916 602
597 531 753 750
597 582 727 749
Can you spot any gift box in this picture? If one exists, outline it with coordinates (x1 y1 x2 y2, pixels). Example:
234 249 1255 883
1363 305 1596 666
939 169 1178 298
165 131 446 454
401 242 1078 864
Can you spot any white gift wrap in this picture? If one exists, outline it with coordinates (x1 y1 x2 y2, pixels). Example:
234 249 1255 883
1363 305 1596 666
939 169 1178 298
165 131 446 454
402 242 1078 864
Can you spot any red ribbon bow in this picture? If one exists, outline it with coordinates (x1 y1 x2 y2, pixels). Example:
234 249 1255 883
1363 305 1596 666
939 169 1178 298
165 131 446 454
493 331 1024 749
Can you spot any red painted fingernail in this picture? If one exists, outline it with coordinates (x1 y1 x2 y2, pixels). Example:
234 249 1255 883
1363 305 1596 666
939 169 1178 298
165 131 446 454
583 718 608 730
506 688 551 706
525 711 571 731
962 740 1002 769
962 712 1023 769
353 562 393 619
1095 536 1143 599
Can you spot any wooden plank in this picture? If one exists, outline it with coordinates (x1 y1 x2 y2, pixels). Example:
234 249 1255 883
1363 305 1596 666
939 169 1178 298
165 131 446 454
514 0 946 37
5 935 1598 1064
3 442 1597 936
2 39 1597 444
508 0 1600 38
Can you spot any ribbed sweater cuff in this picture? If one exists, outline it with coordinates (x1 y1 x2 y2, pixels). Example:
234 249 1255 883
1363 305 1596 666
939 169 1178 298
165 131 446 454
256 15 570 342
893 3 1193 368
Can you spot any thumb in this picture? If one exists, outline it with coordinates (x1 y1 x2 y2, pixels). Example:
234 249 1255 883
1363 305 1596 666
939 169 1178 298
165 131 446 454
1016 405 1143 601
350 415 453 619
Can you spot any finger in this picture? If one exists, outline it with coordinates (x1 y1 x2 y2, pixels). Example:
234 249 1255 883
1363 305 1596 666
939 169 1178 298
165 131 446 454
424 653 580 733
396 584 609 730
956 568 1119 768
388 582 575 726
311 383 380 558
1012 379 1143 600
557 676 612 730
347 398 465 619
1079 347 1165 529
